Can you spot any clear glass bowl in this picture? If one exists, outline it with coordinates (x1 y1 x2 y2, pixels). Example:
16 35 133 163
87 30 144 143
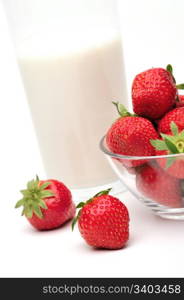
100 135 184 220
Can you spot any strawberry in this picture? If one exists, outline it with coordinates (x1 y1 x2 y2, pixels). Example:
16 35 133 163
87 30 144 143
158 107 184 134
136 163 182 208
72 189 129 250
132 64 184 120
15 176 75 230
155 149 184 179
151 122 184 178
106 102 158 167
176 95 184 108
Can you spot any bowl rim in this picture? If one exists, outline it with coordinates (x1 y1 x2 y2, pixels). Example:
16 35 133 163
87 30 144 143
100 135 184 160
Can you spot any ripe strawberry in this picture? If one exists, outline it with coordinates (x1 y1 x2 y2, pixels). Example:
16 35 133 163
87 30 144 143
155 149 184 179
132 65 184 120
106 102 158 167
72 189 129 250
151 122 184 178
136 163 182 208
15 176 75 230
176 95 184 108
158 107 184 134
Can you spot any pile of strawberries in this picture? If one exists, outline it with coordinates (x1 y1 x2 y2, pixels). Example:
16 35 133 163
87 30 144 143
106 64 184 208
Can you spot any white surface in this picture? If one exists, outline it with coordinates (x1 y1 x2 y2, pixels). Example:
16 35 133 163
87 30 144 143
2 190 184 278
0 0 184 277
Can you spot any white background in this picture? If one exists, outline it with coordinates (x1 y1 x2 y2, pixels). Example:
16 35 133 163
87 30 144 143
0 0 184 277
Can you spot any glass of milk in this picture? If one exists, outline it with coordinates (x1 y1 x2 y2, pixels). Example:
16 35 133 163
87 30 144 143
2 0 128 198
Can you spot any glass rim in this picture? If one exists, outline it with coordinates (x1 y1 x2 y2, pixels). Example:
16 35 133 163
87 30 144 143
99 135 184 160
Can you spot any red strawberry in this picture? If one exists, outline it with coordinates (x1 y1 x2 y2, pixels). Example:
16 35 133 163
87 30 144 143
72 189 129 250
155 149 184 179
176 95 184 107
151 122 184 178
106 102 158 167
158 107 184 134
15 176 75 230
132 65 182 120
136 163 182 208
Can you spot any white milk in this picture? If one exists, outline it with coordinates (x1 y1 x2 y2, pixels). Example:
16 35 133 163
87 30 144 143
17 29 127 188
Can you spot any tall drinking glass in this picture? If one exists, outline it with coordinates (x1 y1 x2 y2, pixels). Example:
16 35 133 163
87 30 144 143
2 0 128 197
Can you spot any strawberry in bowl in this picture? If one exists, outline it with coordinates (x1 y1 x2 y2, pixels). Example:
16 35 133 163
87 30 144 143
151 122 184 179
132 64 184 120
106 102 158 167
158 107 184 134
176 95 184 108
101 64 184 219
136 163 182 208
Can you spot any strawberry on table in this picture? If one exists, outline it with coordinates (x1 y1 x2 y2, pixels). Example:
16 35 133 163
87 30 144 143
132 64 184 120
72 189 129 250
151 122 184 179
106 102 158 167
136 163 182 208
15 176 75 230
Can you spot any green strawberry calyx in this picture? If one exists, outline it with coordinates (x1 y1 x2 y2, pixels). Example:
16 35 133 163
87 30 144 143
15 175 54 219
112 101 136 118
150 122 184 168
71 188 112 231
166 64 184 92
